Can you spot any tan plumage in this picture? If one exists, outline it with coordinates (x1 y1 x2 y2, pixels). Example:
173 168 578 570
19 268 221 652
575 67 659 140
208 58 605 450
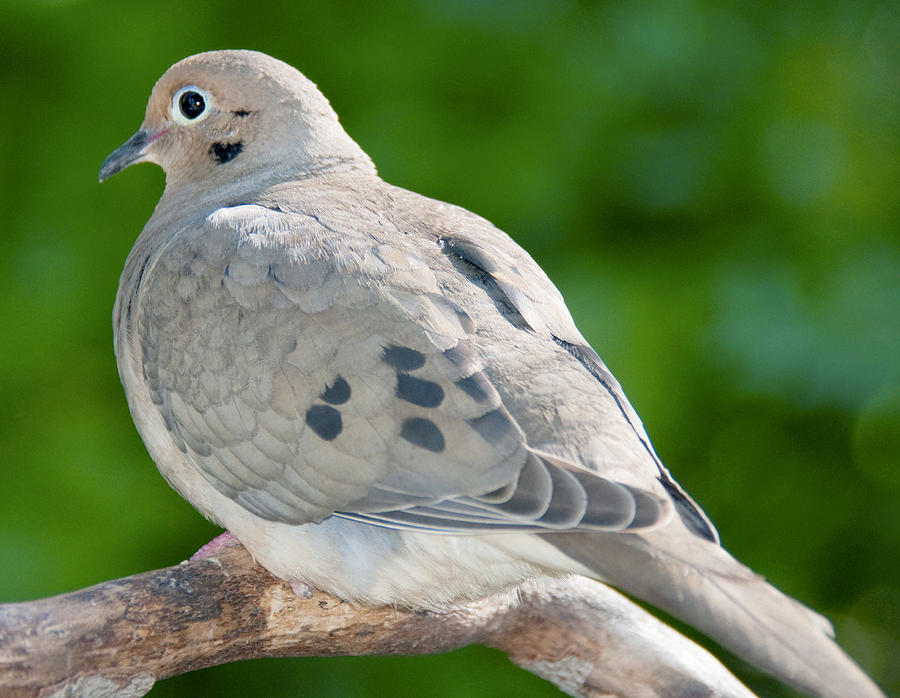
100 50 884 698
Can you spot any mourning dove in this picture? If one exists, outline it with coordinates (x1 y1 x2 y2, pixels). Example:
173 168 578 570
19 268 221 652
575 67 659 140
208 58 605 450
99 50 883 698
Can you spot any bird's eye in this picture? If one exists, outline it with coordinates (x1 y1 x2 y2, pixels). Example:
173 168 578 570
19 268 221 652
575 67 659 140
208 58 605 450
179 91 205 118
171 86 214 125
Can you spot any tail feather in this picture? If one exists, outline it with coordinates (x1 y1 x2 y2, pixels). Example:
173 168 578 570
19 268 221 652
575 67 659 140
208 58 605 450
545 531 885 698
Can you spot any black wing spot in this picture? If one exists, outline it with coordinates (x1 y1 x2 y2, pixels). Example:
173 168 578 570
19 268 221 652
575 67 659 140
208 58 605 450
468 408 517 443
442 342 474 366
210 142 243 164
396 374 444 408
455 373 491 403
320 376 351 405
400 417 445 452
439 237 532 332
382 345 426 371
305 404 342 441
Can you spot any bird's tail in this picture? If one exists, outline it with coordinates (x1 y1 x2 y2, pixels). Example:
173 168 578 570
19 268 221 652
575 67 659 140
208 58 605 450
543 531 885 698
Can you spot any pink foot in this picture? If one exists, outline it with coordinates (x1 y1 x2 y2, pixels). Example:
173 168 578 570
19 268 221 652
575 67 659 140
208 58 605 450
290 580 314 598
190 531 242 561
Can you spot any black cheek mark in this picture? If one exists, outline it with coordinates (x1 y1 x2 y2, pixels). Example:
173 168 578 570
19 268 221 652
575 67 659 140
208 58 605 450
396 374 444 408
382 345 426 371
210 142 243 164
400 417 445 452
455 373 491 403
320 376 351 405
305 404 342 441
233 110 251 117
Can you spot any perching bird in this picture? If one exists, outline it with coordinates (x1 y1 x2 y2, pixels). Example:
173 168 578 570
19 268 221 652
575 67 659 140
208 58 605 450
99 50 883 698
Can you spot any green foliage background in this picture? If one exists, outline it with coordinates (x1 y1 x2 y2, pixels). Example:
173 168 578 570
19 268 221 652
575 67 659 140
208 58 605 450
1 1 898 696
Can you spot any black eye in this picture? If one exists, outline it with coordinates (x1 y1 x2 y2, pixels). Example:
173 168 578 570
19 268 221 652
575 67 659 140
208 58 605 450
171 86 213 125
179 91 206 119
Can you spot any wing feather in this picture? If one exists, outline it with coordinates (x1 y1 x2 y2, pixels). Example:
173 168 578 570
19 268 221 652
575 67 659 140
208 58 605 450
139 203 669 532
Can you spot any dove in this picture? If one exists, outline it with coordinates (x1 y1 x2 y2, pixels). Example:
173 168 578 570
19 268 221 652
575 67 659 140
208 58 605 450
99 50 884 698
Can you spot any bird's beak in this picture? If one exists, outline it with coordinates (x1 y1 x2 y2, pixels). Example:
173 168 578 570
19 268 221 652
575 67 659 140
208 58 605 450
98 128 160 182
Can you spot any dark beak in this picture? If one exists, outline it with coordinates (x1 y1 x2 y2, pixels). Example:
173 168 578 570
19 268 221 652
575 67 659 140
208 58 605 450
98 129 154 182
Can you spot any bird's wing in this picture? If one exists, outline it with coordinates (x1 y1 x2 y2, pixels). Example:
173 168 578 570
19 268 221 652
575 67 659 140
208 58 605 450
136 201 668 533
427 203 718 542
415 201 887 698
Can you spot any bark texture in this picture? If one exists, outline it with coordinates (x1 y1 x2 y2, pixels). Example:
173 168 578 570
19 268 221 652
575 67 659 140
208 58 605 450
0 541 755 698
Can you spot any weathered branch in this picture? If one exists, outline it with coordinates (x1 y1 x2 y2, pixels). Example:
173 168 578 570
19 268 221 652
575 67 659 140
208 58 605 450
0 541 755 698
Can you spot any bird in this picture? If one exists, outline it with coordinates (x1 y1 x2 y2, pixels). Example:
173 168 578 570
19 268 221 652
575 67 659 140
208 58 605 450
99 50 883 698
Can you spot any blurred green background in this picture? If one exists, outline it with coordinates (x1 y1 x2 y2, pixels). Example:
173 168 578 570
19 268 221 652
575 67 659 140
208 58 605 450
1 1 898 696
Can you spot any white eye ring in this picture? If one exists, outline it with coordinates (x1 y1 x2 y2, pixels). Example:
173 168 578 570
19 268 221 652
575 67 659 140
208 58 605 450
171 85 214 125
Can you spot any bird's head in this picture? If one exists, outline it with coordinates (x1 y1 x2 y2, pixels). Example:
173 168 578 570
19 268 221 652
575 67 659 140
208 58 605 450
99 50 374 191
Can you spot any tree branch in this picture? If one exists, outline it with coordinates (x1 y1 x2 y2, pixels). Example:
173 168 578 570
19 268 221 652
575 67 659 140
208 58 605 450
0 541 755 698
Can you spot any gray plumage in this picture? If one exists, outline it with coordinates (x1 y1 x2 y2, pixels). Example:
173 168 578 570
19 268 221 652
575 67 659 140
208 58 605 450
100 50 884 698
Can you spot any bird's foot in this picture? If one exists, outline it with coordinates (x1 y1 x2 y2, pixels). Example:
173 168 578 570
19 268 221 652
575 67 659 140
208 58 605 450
190 531 242 561
290 580 314 598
